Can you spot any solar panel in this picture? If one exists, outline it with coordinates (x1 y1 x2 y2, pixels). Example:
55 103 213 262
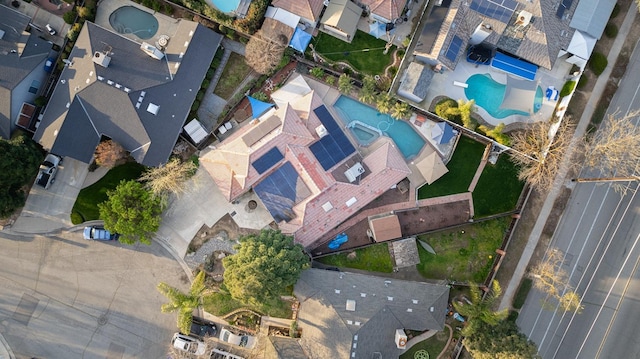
556 0 573 18
253 162 311 222
469 0 517 23
310 106 356 170
252 147 284 174
445 36 463 62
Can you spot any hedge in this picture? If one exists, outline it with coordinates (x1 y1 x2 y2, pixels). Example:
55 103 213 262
589 52 608 75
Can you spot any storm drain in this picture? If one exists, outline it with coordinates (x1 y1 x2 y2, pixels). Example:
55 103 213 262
107 342 125 359
13 293 38 325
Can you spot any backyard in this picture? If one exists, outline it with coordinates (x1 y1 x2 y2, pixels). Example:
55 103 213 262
213 52 254 100
399 326 451 359
418 136 485 199
416 216 509 283
311 30 395 75
71 162 146 223
472 154 524 218
315 243 394 273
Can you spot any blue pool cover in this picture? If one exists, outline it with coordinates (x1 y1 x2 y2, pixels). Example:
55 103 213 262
253 161 311 222
310 105 355 170
491 52 538 81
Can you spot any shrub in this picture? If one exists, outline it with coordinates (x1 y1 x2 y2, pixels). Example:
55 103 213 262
191 100 200 111
63 9 77 24
388 66 398 76
325 75 336 86
434 98 458 118
560 80 576 97
610 3 620 18
196 92 204 101
70 211 84 225
252 91 269 102
589 52 608 75
34 96 47 107
310 67 324 78
513 278 532 309
201 79 210 89
577 75 588 89
206 69 215 80
604 23 618 38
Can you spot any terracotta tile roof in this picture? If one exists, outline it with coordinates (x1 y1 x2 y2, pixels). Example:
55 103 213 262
360 0 408 22
272 0 325 22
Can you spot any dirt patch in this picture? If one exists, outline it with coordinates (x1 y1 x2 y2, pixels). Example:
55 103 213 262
188 213 259 254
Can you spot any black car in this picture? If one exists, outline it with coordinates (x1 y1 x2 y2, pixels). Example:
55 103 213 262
187 316 217 339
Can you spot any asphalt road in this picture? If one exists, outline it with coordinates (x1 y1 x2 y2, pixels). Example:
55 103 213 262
0 229 190 358
517 39 640 358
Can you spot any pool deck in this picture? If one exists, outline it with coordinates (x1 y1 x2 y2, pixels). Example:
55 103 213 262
95 0 180 43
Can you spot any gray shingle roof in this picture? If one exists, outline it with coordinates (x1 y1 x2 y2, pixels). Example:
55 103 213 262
294 269 449 359
34 20 221 166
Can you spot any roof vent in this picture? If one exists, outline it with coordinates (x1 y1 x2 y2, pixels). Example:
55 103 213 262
92 51 111 67
346 300 356 311
147 103 160 115
345 162 365 183
140 42 164 60
315 124 328 138
322 201 333 212
515 11 532 26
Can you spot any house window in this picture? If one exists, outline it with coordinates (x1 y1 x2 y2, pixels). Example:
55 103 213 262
29 80 41 94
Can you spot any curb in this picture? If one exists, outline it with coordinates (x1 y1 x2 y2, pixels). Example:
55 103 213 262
0 333 15 359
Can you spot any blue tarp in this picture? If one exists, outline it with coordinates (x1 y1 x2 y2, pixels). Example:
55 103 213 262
328 233 348 249
248 96 274 119
289 28 312 52
491 52 538 81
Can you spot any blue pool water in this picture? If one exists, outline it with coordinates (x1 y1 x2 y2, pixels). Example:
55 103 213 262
334 96 426 159
207 0 241 13
109 6 158 40
464 73 543 119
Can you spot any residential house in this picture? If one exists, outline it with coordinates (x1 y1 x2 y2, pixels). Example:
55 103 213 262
271 0 325 28
33 20 222 166
414 0 616 72
0 5 54 139
320 0 362 43
201 74 411 248
294 268 450 358
356 0 408 24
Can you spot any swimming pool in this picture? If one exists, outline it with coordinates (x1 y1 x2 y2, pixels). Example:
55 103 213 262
109 6 158 40
206 0 240 13
464 73 543 119
334 96 426 159
347 121 381 146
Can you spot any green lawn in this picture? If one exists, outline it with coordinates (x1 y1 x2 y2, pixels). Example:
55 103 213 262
213 52 253 100
71 162 146 223
399 326 450 359
418 136 485 199
472 154 524 218
416 217 508 283
202 292 292 319
315 243 393 273
311 30 394 75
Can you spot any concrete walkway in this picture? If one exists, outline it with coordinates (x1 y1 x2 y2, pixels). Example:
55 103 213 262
498 7 638 310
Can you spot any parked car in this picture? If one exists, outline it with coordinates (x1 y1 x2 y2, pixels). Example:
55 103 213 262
219 328 255 349
171 333 206 356
186 316 217 339
35 153 61 189
44 57 55 73
45 24 56 35
83 226 119 241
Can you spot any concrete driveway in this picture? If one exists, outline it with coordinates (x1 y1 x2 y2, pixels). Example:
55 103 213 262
12 158 89 232
0 230 190 358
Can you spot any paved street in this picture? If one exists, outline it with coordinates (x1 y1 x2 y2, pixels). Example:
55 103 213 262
517 37 640 358
0 230 190 358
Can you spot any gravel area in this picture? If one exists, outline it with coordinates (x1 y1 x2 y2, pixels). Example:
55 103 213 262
184 230 238 270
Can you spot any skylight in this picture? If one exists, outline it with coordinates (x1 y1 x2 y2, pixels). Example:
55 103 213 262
346 300 356 311
147 103 159 115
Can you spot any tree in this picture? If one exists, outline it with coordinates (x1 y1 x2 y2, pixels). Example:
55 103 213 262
479 123 511 146
244 30 286 74
359 75 377 104
391 101 411 120
338 73 352 94
529 247 584 313
157 271 206 335
94 140 127 169
464 319 538 359
376 93 394 115
98 180 163 245
139 158 197 199
222 230 309 304
0 134 44 217
447 99 477 130
453 280 509 336
510 119 574 192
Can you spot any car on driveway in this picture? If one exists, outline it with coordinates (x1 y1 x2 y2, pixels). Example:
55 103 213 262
171 333 206 356
186 316 217 339
219 328 255 349
45 24 56 35
83 226 119 241
35 153 62 189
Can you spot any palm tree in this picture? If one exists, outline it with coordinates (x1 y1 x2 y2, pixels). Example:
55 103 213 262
376 93 393 115
391 101 410 120
338 73 353 94
157 271 206 335
359 75 377 104
453 280 509 336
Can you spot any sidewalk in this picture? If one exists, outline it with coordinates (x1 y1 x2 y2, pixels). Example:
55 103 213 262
498 7 638 310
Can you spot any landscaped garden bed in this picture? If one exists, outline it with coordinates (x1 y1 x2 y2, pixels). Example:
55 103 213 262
202 291 293 319
213 52 254 100
399 325 451 359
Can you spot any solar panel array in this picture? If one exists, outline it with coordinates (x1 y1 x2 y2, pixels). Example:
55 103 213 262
556 0 573 18
310 105 356 170
253 162 311 222
445 36 463 62
252 147 284 174
469 0 518 23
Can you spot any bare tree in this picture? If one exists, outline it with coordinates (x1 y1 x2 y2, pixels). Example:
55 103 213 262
510 119 575 192
529 248 583 313
139 158 197 199
244 30 286 75
94 139 127 169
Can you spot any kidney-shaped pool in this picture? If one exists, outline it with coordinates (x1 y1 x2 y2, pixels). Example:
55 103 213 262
109 6 158 40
